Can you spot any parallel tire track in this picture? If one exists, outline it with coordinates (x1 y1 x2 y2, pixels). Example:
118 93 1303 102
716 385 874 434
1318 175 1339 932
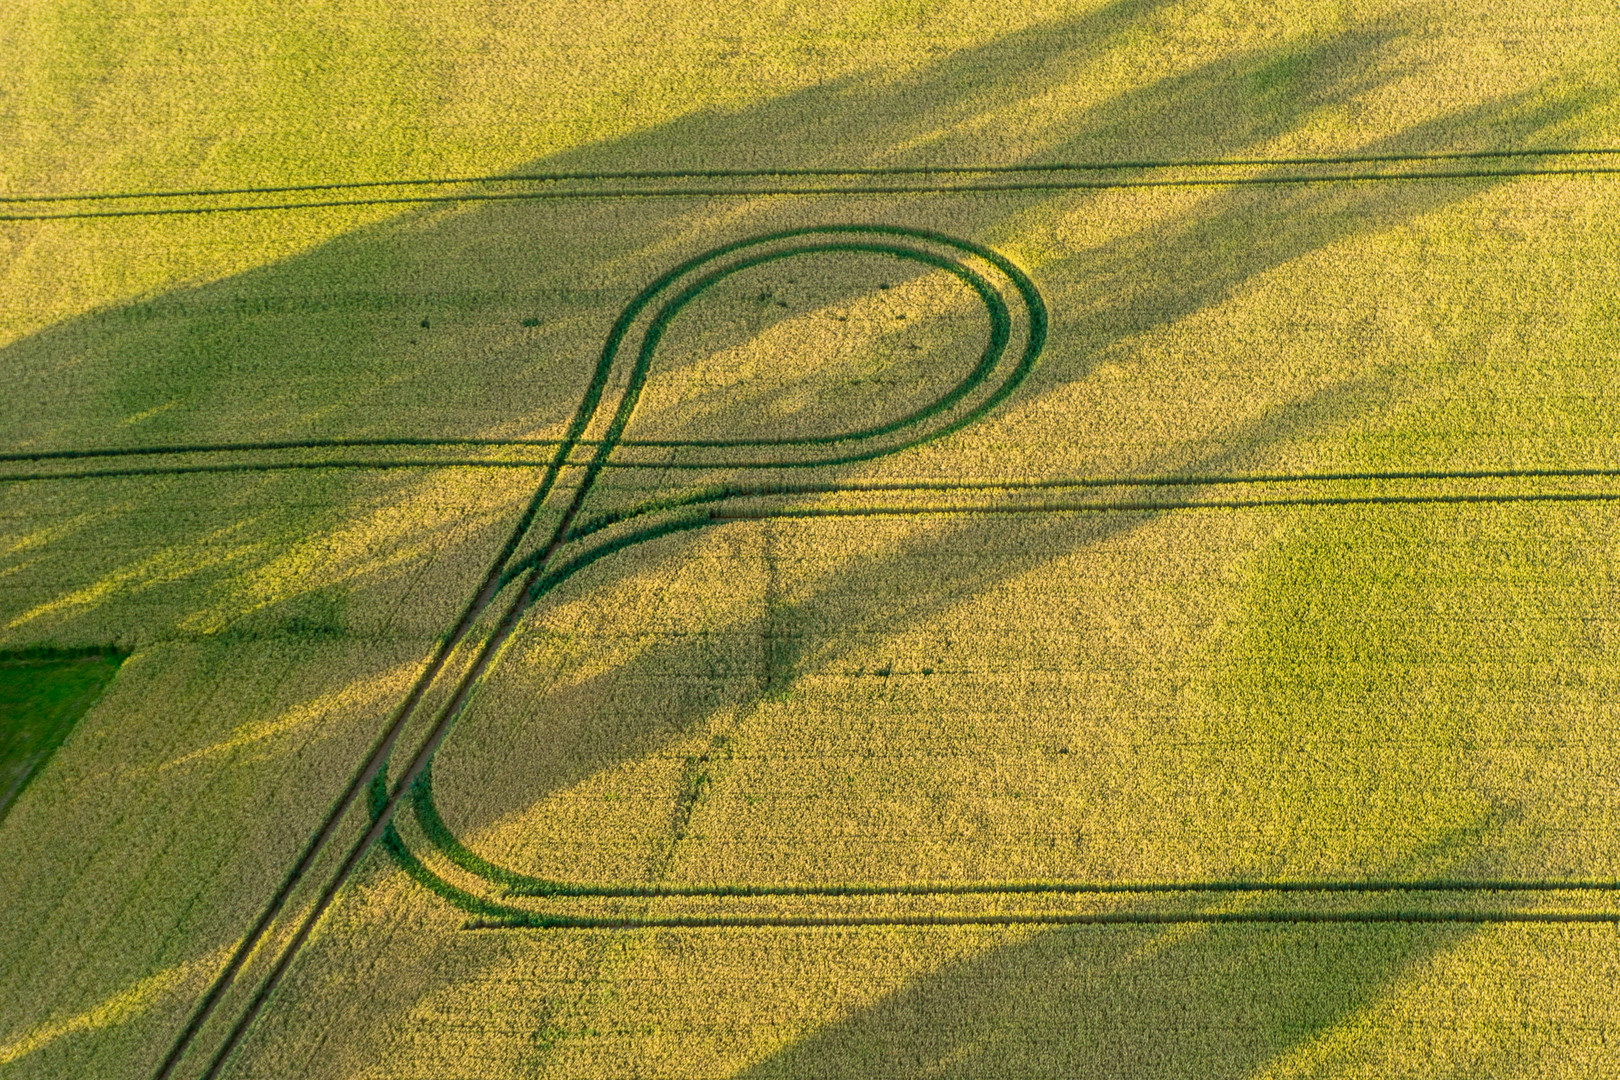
5 150 1620 221
4 220 1589 1075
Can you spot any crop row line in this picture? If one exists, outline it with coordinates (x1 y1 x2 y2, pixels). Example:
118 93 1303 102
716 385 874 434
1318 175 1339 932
708 490 1620 520
13 455 1620 493
9 165 1620 221
499 879 1620 899
465 909 1620 930
5 147 1616 203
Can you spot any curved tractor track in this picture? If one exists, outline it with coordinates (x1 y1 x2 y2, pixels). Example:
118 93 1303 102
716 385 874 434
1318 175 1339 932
156 224 1047 1079
19 222 1597 1078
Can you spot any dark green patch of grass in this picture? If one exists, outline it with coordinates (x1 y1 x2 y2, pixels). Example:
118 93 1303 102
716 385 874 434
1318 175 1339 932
0 646 124 824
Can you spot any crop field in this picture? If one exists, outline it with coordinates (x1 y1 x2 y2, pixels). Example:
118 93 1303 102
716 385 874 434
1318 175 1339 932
5 1 1620 1077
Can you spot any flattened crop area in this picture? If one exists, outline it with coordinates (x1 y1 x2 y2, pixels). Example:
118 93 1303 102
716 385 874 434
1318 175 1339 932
6 157 1620 1078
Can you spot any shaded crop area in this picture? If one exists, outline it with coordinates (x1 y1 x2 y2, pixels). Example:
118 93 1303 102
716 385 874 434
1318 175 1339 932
0 647 123 824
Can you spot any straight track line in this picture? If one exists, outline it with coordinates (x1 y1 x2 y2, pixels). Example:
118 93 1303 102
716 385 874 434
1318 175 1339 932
502 878 1620 899
7 164 1620 221
11 453 1620 491
4 147 1616 203
466 909 1620 930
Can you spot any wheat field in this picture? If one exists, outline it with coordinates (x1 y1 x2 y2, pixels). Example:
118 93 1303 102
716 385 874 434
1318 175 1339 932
4 1 1620 1077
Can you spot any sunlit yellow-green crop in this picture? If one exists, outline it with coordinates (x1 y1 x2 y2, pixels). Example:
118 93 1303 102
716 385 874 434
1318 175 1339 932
4 0 1620 1077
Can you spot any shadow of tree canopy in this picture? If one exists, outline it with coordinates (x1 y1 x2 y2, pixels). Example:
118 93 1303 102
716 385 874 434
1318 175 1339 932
731 922 1469 1079
725 817 1556 1079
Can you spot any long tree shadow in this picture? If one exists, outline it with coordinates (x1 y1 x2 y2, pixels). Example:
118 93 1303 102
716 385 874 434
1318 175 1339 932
0 2 1615 1077
725 815 1555 1080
